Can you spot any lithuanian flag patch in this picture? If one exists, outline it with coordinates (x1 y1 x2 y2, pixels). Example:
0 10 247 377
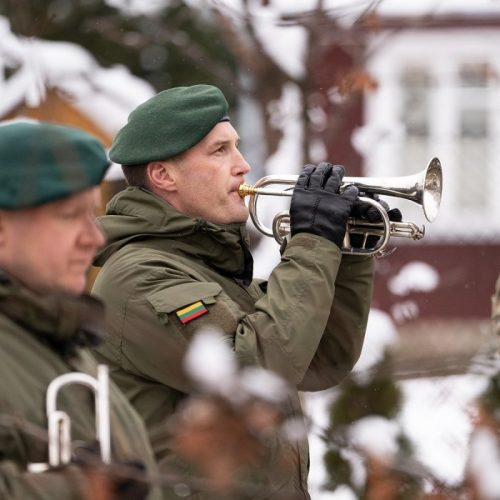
176 301 209 324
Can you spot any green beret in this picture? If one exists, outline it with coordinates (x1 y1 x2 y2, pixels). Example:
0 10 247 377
0 121 109 209
110 84 229 165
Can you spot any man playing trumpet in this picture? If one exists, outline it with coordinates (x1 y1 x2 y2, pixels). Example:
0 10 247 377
0 121 162 500
92 84 402 499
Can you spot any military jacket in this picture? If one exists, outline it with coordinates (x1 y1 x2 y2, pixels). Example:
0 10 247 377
0 273 162 500
92 187 375 499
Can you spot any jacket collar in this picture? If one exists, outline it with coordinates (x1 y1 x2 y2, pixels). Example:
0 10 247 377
96 188 254 285
0 271 105 359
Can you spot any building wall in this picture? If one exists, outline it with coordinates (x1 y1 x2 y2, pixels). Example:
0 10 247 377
373 243 499 320
313 44 365 177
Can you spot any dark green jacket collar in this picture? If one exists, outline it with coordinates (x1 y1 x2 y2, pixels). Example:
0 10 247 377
0 271 105 359
95 187 254 285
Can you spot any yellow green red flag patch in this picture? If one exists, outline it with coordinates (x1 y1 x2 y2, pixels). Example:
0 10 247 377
176 301 209 324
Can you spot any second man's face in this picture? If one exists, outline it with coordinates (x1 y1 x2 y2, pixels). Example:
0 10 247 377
0 187 105 295
167 122 251 225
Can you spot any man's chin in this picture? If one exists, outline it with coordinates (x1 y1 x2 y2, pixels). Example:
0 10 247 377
58 277 87 296
233 207 250 224
219 203 249 224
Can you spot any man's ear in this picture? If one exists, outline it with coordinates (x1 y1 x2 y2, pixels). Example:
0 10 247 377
146 161 177 193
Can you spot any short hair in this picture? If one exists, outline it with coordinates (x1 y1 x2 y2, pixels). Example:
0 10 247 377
121 151 188 189
121 164 149 188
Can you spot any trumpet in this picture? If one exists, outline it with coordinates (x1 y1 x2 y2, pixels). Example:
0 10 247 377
238 157 443 256
28 365 111 473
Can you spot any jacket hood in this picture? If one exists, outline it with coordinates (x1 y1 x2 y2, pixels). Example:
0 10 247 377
95 187 253 283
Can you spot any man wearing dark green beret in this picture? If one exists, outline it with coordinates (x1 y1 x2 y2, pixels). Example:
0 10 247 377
92 84 377 499
0 121 163 500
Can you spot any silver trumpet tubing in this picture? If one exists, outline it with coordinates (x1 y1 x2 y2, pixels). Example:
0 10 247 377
238 158 443 256
28 365 111 473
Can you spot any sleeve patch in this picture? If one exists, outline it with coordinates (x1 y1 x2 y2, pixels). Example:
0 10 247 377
176 301 209 324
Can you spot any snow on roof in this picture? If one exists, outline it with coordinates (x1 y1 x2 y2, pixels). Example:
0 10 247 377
0 15 155 138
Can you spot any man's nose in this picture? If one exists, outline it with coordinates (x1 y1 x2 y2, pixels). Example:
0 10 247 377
233 149 251 176
82 218 106 248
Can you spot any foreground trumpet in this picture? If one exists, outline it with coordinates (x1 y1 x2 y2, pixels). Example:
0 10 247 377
28 365 111 473
238 158 443 256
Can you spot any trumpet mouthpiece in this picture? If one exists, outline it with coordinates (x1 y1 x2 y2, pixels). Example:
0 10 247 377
238 183 255 198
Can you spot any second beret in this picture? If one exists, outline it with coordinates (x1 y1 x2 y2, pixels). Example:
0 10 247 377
0 121 109 209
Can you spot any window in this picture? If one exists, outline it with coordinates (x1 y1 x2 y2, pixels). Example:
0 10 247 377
400 67 431 176
457 63 489 210
364 30 500 241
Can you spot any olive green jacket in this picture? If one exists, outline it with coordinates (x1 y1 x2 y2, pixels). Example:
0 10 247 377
0 273 162 500
92 187 375 499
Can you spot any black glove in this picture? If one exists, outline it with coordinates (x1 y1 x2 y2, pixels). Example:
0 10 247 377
350 193 402 223
290 162 359 248
350 193 403 249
